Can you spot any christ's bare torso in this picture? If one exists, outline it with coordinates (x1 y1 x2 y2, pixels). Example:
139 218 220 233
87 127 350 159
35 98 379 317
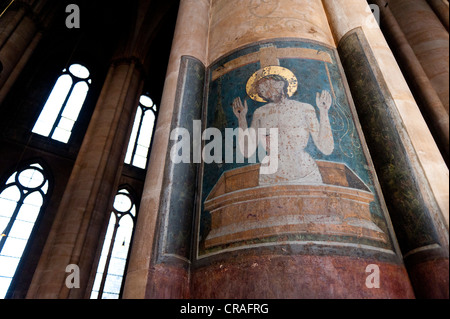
252 99 324 184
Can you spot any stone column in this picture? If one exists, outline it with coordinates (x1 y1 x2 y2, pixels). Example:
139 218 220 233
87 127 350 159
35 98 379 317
26 58 144 299
370 0 449 159
0 0 50 104
125 0 448 299
192 0 413 298
122 0 209 299
323 0 449 298
427 0 450 31
389 0 449 113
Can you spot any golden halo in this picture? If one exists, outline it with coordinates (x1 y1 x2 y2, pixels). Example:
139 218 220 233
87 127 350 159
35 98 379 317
246 66 298 102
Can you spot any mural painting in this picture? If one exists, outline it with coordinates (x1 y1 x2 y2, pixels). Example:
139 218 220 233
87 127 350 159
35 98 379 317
196 40 396 259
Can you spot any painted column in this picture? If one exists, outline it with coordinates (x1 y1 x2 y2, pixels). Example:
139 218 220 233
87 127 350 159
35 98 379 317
0 0 50 104
191 0 414 298
323 0 449 298
122 0 209 299
27 58 144 299
389 0 449 114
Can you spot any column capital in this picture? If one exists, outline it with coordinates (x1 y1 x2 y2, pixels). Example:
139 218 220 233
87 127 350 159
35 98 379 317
110 56 147 78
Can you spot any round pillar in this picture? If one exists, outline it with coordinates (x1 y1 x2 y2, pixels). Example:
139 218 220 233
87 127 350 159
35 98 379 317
324 0 448 299
371 0 449 159
389 0 449 113
122 0 210 299
426 0 450 31
190 0 414 299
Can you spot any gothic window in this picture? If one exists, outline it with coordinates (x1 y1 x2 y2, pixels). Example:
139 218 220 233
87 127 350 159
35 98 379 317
124 95 157 169
90 188 136 299
0 163 49 299
32 64 91 143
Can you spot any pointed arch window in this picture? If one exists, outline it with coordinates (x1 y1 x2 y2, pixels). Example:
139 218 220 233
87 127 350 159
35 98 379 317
124 95 157 169
32 64 91 143
90 188 136 299
0 163 49 299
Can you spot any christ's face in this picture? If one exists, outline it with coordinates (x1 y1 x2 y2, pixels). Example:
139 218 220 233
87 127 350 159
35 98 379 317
256 77 286 103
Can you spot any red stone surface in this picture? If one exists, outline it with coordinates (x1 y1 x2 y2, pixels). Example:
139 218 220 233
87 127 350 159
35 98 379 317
190 254 415 299
407 258 449 299
146 264 190 299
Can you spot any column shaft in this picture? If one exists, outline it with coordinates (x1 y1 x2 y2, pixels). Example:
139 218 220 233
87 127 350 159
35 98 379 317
371 0 449 159
389 0 449 113
323 0 449 298
122 0 209 299
426 0 449 31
